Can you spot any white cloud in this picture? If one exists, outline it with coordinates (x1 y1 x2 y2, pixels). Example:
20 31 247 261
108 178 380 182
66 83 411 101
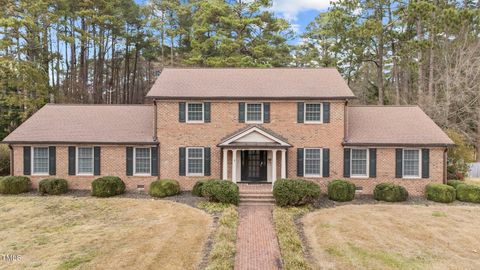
271 0 333 21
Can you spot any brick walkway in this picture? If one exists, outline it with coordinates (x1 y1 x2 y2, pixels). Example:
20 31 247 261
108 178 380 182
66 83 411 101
234 205 282 270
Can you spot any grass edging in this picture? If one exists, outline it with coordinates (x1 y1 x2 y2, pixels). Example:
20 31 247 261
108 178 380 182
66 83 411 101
273 206 312 270
198 202 239 270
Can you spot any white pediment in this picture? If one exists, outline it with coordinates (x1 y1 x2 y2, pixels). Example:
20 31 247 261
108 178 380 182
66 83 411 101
219 126 291 147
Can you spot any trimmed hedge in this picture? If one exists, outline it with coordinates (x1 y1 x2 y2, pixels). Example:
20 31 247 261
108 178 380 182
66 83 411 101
328 179 355 202
149 179 181 198
39 178 68 195
447 180 466 189
0 176 30 194
425 183 456 203
273 179 321 207
192 180 213 197
91 176 125 197
456 184 480 203
373 183 408 202
201 180 239 205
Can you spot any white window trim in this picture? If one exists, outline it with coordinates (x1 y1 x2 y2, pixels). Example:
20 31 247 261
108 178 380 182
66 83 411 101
31 146 49 176
186 147 204 177
76 147 94 176
186 102 204 123
350 148 369 178
304 148 322 178
402 148 422 179
133 147 152 176
304 103 323 124
245 103 264 124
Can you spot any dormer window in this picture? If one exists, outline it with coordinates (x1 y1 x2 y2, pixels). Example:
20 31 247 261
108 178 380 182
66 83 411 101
246 103 263 123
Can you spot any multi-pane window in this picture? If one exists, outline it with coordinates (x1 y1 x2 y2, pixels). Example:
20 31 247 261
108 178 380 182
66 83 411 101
403 149 420 177
305 103 322 122
351 149 368 176
32 147 49 175
135 148 151 175
187 148 204 176
246 103 263 123
304 148 321 176
187 103 204 122
77 147 93 175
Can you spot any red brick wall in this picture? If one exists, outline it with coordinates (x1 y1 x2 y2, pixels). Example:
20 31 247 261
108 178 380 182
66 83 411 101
156 100 446 195
12 145 158 191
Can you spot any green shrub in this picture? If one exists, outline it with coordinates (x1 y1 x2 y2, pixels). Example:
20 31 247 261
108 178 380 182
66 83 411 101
0 176 30 194
273 179 321 207
425 183 456 203
0 144 9 176
328 179 355 202
456 184 480 203
39 178 68 195
149 179 181 198
373 183 408 202
201 180 239 205
91 176 125 197
192 180 214 197
447 180 466 189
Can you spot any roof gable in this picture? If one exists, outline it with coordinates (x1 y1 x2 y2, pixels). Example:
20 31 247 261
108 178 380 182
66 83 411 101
219 126 291 147
147 68 356 100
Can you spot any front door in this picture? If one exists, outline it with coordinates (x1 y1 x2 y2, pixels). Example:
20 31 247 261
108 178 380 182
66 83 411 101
241 150 267 181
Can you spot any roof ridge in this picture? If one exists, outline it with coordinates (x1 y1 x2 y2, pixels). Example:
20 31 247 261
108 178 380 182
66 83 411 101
162 67 339 70
348 105 419 108
45 103 152 107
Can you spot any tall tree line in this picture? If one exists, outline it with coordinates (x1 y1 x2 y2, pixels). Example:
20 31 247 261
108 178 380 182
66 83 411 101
296 0 480 158
1 0 480 157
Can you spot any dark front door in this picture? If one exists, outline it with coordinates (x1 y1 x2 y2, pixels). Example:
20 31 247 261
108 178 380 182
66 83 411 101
241 150 267 181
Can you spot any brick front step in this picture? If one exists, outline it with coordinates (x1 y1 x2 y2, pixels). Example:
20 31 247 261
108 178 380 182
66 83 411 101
240 193 274 199
240 197 275 203
239 201 275 206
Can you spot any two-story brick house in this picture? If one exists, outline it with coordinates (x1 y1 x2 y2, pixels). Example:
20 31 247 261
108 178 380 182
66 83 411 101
2 68 453 195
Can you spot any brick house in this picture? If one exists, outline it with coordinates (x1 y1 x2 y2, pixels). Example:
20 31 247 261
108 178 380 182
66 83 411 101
2 68 453 195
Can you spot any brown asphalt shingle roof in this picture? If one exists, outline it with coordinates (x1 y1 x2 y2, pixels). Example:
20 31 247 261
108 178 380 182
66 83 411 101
2 104 156 144
146 68 356 99
345 106 454 146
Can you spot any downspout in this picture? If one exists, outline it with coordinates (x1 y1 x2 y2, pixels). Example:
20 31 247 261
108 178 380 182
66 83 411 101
344 100 349 143
153 100 160 179
443 148 448 184
8 144 14 176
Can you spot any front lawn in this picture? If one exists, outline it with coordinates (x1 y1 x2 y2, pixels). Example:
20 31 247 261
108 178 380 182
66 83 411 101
303 204 480 270
0 196 211 270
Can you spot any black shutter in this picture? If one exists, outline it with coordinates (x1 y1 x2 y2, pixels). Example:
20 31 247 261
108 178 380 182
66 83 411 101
395 149 403 178
204 147 211 176
49 146 56 175
343 148 350 177
68 146 76 175
126 147 133 176
369 148 376 178
263 102 270 123
297 148 304 177
151 146 158 176
323 102 330 123
23 146 31 175
204 102 211 123
179 102 186 122
179 147 186 176
322 148 330 177
239 102 245 123
422 149 430 178
94 146 101 176
297 102 304 123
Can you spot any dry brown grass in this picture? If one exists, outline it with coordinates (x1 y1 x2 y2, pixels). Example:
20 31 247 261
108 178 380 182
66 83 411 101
303 204 480 270
0 196 211 270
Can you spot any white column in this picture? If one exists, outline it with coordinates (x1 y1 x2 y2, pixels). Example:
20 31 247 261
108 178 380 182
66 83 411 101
222 149 228 180
281 149 286 179
232 149 238 183
272 150 277 184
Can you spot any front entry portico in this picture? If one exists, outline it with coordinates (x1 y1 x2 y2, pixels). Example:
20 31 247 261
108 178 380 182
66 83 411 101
218 126 290 185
